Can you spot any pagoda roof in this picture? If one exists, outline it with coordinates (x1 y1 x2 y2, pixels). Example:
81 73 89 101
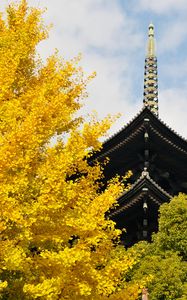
109 168 171 218
91 107 187 194
96 107 187 161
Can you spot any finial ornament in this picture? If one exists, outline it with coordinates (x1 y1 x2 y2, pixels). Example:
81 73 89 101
148 23 154 36
147 23 155 57
143 23 158 116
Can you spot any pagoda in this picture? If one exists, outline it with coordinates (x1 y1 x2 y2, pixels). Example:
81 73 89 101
92 24 187 247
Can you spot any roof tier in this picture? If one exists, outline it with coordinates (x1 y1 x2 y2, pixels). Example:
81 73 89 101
92 107 187 196
108 168 172 246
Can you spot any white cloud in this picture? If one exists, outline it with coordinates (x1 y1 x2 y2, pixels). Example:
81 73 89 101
34 0 142 57
161 59 187 81
32 0 143 135
158 21 187 53
0 0 143 137
1 0 187 139
159 87 187 138
139 0 187 14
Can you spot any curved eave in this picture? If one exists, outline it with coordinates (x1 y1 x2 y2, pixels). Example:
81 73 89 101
93 107 187 161
109 173 171 217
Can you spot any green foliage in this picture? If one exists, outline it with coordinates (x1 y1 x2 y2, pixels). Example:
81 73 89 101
128 194 187 300
153 193 187 259
132 248 187 300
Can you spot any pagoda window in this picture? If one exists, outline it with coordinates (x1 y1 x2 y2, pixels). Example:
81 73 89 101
143 230 148 238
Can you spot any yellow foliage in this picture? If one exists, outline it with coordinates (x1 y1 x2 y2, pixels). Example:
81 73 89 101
0 281 7 292
0 1 139 299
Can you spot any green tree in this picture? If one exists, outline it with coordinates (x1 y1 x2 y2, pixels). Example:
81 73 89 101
153 193 187 259
128 194 187 300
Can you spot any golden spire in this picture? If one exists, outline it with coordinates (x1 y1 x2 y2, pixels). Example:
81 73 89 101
147 23 156 57
143 23 158 116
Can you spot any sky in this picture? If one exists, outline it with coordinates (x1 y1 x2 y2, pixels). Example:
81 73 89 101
1 0 187 138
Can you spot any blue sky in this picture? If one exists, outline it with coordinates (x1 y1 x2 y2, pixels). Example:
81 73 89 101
1 0 187 137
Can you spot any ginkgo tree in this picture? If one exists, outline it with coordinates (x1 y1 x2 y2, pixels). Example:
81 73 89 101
0 1 140 299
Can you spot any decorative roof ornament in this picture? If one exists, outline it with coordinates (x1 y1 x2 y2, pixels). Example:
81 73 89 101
141 167 149 178
143 23 158 116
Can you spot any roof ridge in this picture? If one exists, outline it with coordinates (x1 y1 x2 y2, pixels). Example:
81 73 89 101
109 169 172 217
103 106 145 144
119 168 172 199
156 114 187 143
103 107 187 147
